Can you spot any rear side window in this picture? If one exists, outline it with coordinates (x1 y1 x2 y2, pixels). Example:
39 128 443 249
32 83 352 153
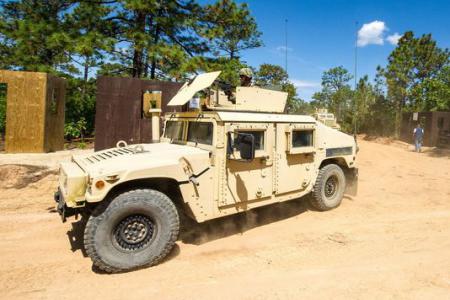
292 130 313 147
238 130 264 150
187 122 213 145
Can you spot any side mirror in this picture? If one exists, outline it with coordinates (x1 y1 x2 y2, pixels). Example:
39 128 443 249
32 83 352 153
234 133 255 161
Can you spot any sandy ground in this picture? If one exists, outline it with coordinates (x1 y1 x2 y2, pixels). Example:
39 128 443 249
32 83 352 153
0 139 449 300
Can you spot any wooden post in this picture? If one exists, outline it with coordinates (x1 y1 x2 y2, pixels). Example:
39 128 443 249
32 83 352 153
0 70 66 153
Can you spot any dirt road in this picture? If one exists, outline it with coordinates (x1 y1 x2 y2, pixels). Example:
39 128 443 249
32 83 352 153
1 140 449 299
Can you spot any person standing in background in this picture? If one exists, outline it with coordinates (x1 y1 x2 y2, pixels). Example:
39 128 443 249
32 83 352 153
413 123 424 152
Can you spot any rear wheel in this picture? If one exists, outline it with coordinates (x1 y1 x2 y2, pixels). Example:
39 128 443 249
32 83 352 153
310 164 346 211
84 189 179 273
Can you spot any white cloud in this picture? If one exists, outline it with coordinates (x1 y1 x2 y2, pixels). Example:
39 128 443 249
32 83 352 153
291 79 320 89
357 21 387 47
276 46 293 52
386 33 402 45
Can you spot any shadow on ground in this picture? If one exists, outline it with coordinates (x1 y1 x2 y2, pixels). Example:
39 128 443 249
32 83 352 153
65 196 314 274
424 147 450 158
66 218 88 257
66 197 313 254
179 198 311 245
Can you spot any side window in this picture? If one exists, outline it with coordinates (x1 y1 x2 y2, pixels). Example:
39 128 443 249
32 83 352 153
237 130 264 150
292 130 313 147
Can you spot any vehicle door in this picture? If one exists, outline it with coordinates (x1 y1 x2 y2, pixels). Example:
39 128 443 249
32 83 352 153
224 123 274 205
274 123 316 195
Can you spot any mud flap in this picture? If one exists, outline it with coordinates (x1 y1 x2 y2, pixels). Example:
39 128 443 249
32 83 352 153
345 168 358 196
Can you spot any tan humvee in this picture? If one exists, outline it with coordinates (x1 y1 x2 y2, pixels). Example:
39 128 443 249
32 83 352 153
55 71 358 273
313 108 341 130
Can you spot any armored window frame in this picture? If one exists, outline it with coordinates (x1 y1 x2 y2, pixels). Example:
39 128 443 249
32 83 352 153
292 130 314 147
286 123 315 154
228 124 270 159
231 129 266 159
236 130 264 151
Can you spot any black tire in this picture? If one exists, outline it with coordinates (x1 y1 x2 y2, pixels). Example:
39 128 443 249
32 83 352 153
84 189 179 273
310 164 346 211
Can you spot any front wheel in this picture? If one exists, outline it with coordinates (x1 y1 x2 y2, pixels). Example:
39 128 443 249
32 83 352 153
84 189 179 273
310 164 346 211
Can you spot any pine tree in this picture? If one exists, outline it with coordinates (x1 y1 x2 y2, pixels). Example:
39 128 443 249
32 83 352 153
353 75 376 133
383 31 449 137
0 0 74 73
100 0 207 79
200 0 262 59
65 2 115 82
312 66 353 124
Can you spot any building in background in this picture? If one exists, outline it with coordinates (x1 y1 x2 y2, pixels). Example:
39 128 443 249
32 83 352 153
401 111 450 148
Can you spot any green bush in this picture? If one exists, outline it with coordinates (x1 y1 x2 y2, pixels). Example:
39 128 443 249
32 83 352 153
65 78 97 137
64 117 87 140
77 141 87 149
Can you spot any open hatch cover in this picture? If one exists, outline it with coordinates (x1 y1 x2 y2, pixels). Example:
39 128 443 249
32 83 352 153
167 71 221 106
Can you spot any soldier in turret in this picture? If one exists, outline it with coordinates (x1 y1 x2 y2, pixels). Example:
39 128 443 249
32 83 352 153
225 68 254 103
238 67 253 87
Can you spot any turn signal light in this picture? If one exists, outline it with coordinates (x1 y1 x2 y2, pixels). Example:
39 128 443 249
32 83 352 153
95 180 105 189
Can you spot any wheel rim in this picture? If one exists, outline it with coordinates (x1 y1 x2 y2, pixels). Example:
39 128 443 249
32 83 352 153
113 214 154 251
324 175 338 198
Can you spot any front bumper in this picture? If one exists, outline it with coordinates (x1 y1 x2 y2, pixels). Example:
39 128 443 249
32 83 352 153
54 189 79 222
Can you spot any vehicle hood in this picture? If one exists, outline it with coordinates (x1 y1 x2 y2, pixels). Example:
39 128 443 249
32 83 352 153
72 143 210 179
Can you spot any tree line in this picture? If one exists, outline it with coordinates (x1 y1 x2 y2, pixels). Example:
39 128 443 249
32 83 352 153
0 0 272 138
0 1 449 140
311 32 449 136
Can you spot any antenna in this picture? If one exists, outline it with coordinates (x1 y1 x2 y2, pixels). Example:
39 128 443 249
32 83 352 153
285 19 288 74
353 21 359 135
354 21 358 90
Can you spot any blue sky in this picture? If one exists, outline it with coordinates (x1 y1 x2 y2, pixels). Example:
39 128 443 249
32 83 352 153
232 0 450 100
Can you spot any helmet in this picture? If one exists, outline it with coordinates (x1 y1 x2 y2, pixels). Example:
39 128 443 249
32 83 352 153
239 68 253 78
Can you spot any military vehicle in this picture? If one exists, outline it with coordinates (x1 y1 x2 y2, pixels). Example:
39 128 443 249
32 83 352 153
54 71 358 273
313 108 341 130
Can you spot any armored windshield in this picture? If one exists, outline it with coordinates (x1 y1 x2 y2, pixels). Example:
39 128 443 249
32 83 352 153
164 120 214 146
187 122 213 145
164 121 184 141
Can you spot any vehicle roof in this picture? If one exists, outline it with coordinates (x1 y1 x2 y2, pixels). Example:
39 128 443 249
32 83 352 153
214 111 316 123
165 110 317 123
